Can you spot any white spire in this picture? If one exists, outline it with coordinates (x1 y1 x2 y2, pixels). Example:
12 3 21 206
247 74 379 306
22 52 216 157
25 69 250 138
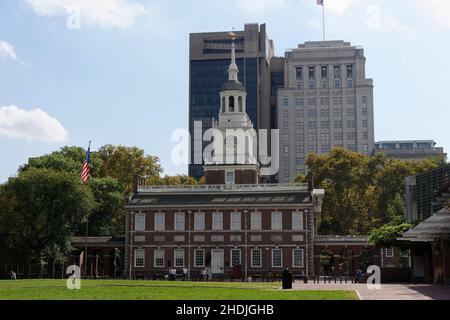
228 42 239 81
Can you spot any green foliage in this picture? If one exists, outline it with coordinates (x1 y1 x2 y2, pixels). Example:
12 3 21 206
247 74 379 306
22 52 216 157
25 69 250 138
369 217 414 247
150 175 198 186
96 144 162 196
0 168 96 266
1 144 166 269
301 148 442 235
80 177 125 237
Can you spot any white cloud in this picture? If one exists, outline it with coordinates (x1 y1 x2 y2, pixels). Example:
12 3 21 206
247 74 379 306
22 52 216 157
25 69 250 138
26 0 154 29
0 105 68 143
0 40 19 61
418 0 450 29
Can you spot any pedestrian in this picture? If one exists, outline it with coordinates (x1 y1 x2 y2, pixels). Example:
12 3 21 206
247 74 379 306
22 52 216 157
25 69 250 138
355 269 362 283
282 268 293 289
10 271 17 280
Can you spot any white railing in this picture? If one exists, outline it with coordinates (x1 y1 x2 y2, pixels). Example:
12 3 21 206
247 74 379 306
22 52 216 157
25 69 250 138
137 183 309 193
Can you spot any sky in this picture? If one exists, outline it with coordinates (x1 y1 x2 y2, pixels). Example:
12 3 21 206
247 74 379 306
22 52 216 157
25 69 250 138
0 0 450 182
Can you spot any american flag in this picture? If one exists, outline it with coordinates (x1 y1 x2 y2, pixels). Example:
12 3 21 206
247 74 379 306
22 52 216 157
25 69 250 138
81 143 91 183
317 0 324 6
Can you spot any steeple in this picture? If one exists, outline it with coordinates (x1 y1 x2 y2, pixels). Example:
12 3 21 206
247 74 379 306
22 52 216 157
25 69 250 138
228 42 239 81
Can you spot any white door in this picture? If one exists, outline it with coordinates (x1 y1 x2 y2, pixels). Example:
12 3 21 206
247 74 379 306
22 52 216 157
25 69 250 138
211 250 224 274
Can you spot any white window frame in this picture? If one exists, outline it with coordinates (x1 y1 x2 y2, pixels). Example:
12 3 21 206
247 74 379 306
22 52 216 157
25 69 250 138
272 249 283 268
225 170 235 185
134 213 146 231
292 249 304 268
134 249 145 268
212 212 223 231
251 249 262 268
194 212 205 231
174 249 185 267
194 249 205 267
271 212 283 231
292 212 304 231
231 212 241 231
154 249 164 268
154 212 165 231
174 212 185 231
251 212 262 230
231 249 242 267
386 247 394 258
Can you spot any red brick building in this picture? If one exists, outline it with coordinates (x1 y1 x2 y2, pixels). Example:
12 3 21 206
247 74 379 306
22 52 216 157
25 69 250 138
124 184 325 280
124 42 325 280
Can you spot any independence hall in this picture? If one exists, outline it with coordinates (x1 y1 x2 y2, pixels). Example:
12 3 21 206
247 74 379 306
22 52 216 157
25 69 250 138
124 43 325 280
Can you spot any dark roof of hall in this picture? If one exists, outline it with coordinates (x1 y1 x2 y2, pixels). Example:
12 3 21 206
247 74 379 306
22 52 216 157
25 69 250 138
126 190 312 207
220 80 245 92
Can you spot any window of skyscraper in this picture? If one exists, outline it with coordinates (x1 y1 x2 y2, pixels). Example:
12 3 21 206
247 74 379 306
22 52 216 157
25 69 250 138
321 66 328 79
296 67 303 80
334 79 341 89
347 120 356 128
334 120 343 129
362 96 368 105
295 97 304 108
347 79 353 88
347 65 353 78
307 97 317 106
309 80 315 90
307 109 317 117
321 80 327 89
334 66 341 78
320 97 329 105
296 81 303 90
309 67 315 80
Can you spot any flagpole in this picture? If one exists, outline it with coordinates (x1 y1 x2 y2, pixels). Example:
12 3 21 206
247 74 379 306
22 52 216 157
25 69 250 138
84 140 92 279
322 1 326 41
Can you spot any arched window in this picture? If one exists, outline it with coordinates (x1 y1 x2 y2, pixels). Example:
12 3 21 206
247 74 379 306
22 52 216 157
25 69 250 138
238 96 243 112
229 96 235 112
222 97 226 113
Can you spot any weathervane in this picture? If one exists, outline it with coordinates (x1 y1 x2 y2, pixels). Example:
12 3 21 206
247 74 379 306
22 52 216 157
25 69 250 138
229 26 237 41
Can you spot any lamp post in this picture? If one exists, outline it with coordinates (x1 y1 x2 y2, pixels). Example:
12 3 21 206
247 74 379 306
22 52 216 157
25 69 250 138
244 209 248 281
188 210 192 280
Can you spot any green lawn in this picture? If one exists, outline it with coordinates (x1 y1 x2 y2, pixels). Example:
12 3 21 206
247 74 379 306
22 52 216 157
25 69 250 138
0 279 358 300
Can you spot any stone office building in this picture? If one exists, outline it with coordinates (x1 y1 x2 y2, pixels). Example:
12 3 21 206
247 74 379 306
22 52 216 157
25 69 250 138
278 41 375 182
125 43 325 280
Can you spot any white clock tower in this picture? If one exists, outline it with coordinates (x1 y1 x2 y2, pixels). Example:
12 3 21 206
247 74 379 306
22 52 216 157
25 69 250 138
203 42 260 185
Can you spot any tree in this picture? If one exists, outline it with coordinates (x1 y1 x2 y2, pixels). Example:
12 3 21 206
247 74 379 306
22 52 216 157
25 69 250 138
369 217 415 247
19 146 102 176
150 175 198 186
306 148 379 234
96 144 162 196
0 168 96 274
301 148 442 235
77 177 124 237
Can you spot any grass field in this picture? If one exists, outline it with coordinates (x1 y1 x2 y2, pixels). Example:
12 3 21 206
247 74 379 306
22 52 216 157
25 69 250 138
0 280 358 300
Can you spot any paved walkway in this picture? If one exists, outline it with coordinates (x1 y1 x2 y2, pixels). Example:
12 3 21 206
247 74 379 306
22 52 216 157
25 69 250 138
291 282 450 300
